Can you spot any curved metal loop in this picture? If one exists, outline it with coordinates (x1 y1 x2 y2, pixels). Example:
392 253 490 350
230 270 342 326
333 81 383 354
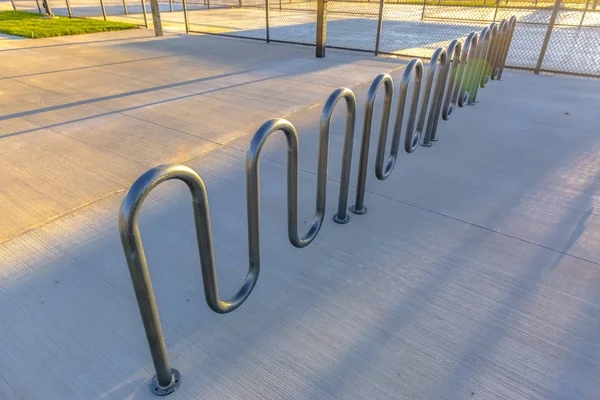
491 19 508 80
420 46 448 147
374 58 424 180
467 26 491 105
496 15 517 80
247 109 357 249
119 164 259 389
480 22 499 89
441 39 463 122
351 73 394 215
458 32 479 108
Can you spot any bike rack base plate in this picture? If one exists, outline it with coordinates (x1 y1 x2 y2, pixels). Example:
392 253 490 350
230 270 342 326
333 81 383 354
349 205 367 215
150 369 181 396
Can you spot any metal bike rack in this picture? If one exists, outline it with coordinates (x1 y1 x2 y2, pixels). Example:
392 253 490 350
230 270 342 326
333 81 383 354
119 17 518 395
119 164 259 395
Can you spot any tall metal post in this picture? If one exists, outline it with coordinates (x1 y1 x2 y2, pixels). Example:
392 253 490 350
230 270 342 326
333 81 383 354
535 0 561 74
374 0 384 55
141 0 149 28
65 0 73 17
265 0 270 42
122 0 128 15
99 0 107 20
316 0 327 57
421 0 426 20
9 0 16 11
239 0 241 6
149 0 163 36
493 0 500 21
182 0 190 33
169 0 173 12
35 0 42 13
580 0 590 27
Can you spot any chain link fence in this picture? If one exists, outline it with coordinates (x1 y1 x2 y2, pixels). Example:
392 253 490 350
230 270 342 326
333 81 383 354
11 0 600 76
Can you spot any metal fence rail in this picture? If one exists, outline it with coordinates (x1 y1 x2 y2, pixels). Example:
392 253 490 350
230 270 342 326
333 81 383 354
120 19 515 396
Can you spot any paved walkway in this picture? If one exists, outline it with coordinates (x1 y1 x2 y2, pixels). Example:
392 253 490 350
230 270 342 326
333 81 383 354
0 29 404 242
1 29 600 400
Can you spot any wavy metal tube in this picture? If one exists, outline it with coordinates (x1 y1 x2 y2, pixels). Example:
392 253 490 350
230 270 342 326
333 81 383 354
490 19 508 80
421 46 448 147
427 39 462 143
375 58 423 179
496 15 517 80
458 32 479 108
351 73 393 215
467 26 491 105
119 164 259 394
247 108 357 249
481 22 499 89
441 39 463 122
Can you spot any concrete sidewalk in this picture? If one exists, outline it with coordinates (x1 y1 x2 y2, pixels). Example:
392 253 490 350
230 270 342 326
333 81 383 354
0 29 406 243
1 29 600 400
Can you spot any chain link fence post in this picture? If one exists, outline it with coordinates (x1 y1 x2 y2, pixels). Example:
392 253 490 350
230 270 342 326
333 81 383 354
122 0 128 15
374 0 384 55
265 0 270 42
535 0 561 74
182 0 189 33
99 0 107 20
65 0 73 17
35 0 42 13
141 0 149 28
149 0 164 36
316 0 327 57
9 0 16 11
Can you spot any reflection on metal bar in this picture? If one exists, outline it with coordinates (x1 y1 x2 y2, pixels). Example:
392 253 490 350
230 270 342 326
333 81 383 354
351 73 393 215
119 164 259 395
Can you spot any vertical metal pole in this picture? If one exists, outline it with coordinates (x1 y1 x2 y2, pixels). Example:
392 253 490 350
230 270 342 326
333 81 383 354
169 0 173 11
535 0 561 74
65 0 73 17
239 0 242 6
374 0 384 55
9 0 16 11
493 0 500 21
99 0 107 20
421 0 426 20
149 0 164 36
122 0 128 15
279 0 281 10
579 0 590 27
182 0 189 32
141 0 149 28
35 0 43 13
42 0 53 16
265 0 270 42
316 0 327 57
207 0 209 9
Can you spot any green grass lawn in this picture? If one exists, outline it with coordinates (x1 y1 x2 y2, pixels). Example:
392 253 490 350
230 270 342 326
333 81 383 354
0 11 137 39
